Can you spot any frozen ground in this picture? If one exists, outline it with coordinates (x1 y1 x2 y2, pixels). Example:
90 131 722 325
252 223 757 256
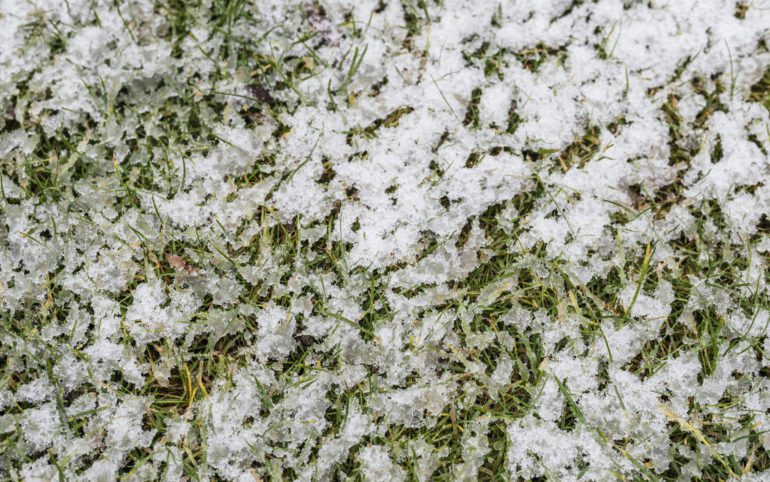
1 0 770 480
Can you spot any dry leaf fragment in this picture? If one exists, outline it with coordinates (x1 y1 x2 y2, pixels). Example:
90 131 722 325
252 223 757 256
165 253 197 275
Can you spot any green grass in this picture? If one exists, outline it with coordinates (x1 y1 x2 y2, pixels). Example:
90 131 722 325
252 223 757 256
2 1 770 480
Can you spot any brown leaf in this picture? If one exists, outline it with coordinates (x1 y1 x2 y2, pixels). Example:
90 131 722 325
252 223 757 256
165 253 197 274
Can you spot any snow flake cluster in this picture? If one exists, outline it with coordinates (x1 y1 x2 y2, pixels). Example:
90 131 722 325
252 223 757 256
1 0 770 480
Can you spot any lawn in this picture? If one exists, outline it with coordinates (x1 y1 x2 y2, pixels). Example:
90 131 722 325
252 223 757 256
1 0 770 480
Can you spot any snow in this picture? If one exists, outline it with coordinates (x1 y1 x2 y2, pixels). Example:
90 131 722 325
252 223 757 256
1 0 770 479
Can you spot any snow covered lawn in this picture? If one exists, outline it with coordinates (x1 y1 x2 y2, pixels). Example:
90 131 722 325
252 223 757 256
1 0 770 480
